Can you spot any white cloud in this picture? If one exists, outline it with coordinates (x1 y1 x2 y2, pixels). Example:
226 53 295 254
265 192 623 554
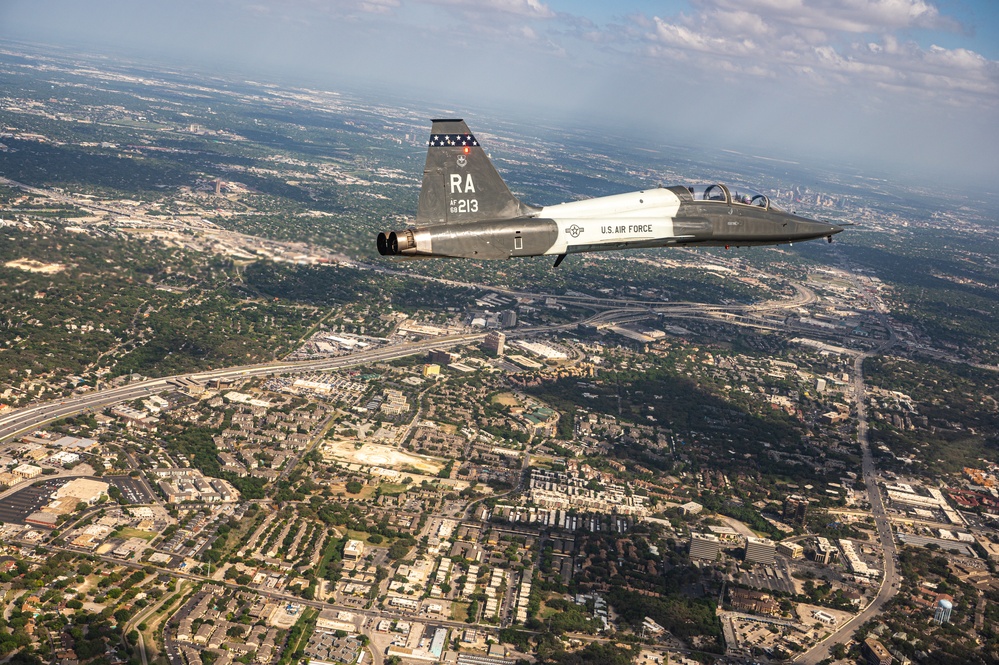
636 0 997 105
707 0 954 33
425 0 554 19
359 0 400 14
653 17 760 57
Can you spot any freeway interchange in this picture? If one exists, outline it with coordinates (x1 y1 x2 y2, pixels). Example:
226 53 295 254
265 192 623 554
0 280 816 445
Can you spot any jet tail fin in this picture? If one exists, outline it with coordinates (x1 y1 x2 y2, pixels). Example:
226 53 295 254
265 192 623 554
417 119 537 224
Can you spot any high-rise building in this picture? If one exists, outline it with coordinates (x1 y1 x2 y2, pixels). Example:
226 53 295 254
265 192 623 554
689 533 721 562
933 597 953 625
428 350 453 366
483 331 505 356
745 537 776 565
783 494 808 526
500 310 517 328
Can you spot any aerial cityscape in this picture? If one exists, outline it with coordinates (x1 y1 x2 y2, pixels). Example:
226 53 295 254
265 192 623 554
0 4 998 665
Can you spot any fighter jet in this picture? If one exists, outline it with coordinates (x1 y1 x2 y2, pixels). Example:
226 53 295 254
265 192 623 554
377 119 843 267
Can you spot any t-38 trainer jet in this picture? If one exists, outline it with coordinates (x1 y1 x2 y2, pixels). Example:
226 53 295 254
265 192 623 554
377 119 843 267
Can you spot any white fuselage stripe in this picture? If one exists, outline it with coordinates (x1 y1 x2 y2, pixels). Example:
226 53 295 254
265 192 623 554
539 188 683 255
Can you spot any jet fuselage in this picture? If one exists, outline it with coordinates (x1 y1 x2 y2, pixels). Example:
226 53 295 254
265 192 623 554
376 120 842 264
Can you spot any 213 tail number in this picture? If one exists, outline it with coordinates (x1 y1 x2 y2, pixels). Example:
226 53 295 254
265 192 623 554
450 199 479 214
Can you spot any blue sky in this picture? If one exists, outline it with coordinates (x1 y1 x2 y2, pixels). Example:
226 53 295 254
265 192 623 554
1 0 998 189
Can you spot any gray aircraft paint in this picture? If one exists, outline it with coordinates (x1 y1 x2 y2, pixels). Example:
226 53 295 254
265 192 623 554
377 119 842 262
416 118 538 225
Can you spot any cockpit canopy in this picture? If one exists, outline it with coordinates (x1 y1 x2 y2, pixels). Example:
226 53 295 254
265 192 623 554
685 184 773 209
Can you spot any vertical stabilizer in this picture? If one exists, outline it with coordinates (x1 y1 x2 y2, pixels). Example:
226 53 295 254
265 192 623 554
416 119 536 224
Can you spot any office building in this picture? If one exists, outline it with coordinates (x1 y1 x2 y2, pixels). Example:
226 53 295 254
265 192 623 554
813 536 838 564
777 541 803 559
783 494 808 526
428 350 453 366
483 331 505 356
689 533 721 562
745 537 776 565
863 637 892 665
343 539 365 561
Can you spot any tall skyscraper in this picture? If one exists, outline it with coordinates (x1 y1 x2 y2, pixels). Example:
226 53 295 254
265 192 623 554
483 331 505 356
783 494 808 526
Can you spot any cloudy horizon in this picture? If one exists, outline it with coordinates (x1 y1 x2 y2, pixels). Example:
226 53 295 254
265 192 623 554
1 0 997 192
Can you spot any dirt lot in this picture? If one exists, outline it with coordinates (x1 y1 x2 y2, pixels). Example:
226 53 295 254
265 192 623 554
492 392 521 407
322 440 444 475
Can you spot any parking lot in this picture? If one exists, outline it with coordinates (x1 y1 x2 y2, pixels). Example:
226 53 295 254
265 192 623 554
0 478 64 525
108 476 157 504
741 559 797 595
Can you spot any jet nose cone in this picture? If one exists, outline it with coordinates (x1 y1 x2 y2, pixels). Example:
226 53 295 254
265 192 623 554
798 218 843 239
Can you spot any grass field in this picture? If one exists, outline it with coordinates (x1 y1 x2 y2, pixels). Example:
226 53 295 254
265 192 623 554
378 482 410 496
451 601 470 622
118 527 156 541
330 482 377 499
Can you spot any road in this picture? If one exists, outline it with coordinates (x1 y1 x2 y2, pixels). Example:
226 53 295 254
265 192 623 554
126 581 184 665
0 332 496 443
0 266 830 655
0 277 817 446
795 274 900 664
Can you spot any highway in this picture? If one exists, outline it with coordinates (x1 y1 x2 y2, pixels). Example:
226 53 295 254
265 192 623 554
0 277 815 445
0 332 495 444
480 280 816 314
795 275 900 664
